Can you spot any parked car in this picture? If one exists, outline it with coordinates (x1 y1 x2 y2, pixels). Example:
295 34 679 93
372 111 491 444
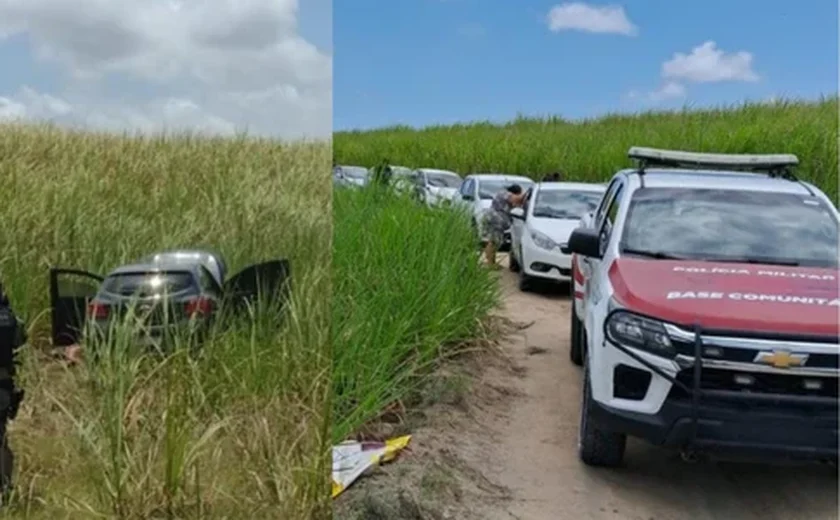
411 168 463 206
566 146 839 468
455 173 534 251
333 165 370 188
367 165 415 193
49 249 291 353
509 182 606 291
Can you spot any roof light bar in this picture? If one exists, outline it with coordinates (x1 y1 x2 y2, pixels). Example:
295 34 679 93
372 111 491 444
628 146 799 173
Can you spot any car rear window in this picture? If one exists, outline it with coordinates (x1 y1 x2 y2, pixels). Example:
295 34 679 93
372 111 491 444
621 188 839 267
102 271 196 297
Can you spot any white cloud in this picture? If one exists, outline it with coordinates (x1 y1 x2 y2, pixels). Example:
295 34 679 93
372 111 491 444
0 0 331 138
648 81 686 101
661 41 759 83
546 3 637 36
630 41 759 105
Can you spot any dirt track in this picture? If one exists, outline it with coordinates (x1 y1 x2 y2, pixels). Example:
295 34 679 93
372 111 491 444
441 256 838 520
337 254 838 520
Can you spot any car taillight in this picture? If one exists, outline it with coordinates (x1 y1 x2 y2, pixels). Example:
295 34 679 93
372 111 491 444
87 301 109 319
184 297 214 317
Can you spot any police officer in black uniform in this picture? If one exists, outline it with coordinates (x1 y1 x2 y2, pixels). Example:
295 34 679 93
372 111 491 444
0 285 25 500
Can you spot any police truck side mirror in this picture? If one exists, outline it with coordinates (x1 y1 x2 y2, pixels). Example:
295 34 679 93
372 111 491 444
564 228 602 258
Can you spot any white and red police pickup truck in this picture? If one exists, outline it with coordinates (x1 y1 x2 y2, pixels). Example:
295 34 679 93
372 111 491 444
565 147 839 467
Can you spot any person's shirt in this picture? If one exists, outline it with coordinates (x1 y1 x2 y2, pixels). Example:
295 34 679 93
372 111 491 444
489 191 513 227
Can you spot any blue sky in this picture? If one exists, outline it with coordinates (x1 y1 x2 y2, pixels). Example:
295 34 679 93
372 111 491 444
334 0 837 131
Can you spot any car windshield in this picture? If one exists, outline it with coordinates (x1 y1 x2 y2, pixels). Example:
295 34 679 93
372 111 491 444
532 190 602 219
621 188 839 268
479 179 532 200
339 166 368 179
102 271 196 297
426 172 462 188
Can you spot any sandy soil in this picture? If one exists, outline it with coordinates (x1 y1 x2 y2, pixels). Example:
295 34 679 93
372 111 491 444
337 254 838 520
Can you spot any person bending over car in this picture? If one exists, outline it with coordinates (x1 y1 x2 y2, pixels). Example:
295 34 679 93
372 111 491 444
482 184 526 269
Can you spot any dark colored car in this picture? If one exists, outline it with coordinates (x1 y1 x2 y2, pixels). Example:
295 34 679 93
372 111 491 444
49 249 290 351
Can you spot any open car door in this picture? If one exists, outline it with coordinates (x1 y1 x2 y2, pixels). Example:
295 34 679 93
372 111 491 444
222 259 291 313
49 268 103 347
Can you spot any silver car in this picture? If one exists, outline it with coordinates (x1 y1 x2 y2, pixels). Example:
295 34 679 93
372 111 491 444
333 165 370 188
49 249 290 351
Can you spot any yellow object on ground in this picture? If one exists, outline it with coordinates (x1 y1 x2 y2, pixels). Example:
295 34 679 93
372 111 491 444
331 435 412 498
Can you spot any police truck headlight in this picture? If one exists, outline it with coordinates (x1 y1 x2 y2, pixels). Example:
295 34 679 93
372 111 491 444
530 230 557 250
605 311 674 357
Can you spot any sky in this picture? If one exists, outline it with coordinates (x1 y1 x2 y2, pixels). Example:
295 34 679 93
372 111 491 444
334 0 838 131
0 0 332 138
0 2 835 137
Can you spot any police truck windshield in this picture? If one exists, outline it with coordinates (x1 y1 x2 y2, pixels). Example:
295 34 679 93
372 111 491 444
620 188 839 268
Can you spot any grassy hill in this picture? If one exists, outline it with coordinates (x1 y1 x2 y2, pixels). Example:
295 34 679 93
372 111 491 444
334 97 838 203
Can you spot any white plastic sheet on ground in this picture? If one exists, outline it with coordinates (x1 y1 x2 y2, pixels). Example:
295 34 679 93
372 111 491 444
331 435 412 498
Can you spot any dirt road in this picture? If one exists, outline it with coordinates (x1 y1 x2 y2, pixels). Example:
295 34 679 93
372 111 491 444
338 255 838 520
454 258 838 520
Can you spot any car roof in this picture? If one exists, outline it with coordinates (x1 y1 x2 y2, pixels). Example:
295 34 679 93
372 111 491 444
418 168 461 176
337 165 367 171
619 168 816 195
536 181 606 192
470 174 534 183
109 249 227 286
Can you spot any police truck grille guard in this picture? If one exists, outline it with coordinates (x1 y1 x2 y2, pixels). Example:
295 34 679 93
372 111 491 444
601 309 839 449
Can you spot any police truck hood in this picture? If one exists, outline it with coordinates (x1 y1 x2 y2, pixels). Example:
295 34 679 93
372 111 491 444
608 258 839 336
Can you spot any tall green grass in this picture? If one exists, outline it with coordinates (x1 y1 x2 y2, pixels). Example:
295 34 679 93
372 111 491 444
334 97 839 203
0 124 331 518
332 187 497 441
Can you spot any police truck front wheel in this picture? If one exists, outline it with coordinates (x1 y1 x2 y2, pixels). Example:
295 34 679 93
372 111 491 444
578 360 626 467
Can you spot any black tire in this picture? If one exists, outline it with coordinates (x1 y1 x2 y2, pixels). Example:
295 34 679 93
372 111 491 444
570 301 583 366
508 248 521 272
517 249 533 291
578 359 626 467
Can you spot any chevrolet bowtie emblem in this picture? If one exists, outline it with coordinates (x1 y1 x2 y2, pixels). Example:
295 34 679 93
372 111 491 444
754 350 808 369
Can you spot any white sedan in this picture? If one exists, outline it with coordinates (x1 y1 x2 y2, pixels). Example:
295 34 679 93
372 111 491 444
412 168 463 206
455 173 534 251
509 182 606 291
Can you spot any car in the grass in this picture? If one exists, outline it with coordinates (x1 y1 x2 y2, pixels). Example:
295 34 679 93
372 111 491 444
411 168 463 206
333 165 370 188
508 182 605 291
565 146 839 468
366 165 414 192
49 249 291 352
455 173 534 251
388 165 415 193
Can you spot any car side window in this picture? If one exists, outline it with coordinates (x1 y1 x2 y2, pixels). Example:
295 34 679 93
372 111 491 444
465 179 476 198
198 266 223 297
460 178 471 196
594 178 621 229
522 188 534 214
598 184 625 255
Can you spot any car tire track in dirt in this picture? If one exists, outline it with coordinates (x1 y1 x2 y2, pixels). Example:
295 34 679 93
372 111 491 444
337 254 837 520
